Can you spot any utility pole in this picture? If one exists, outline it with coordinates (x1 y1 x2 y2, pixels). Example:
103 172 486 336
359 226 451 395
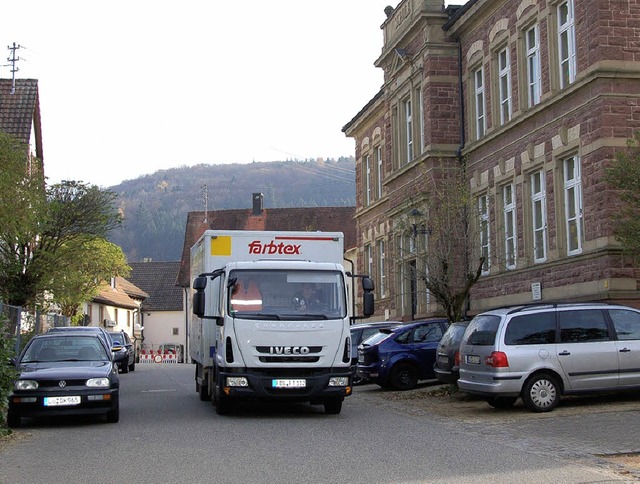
202 184 208 223
6 43 22 94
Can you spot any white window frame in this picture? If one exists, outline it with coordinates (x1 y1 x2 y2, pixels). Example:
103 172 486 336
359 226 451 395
564 154 583 255
479 194 491 274
364 154 371 206
558 0 576 88
365 244 373 279
503 184 517 269
418 88 425 153
375 145 383 199
377 239 386 298
526 24 542 107
474 67 486 139
404 98 413 164
531 170 548 263
498 47 512 125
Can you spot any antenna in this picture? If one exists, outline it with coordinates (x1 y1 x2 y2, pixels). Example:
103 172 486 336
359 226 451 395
6 43 22 94
202 184 208 223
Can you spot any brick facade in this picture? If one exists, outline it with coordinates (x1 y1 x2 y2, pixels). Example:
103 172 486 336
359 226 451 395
344 0 640 321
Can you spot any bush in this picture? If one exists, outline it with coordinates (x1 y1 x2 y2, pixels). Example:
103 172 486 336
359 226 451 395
0 314 18 434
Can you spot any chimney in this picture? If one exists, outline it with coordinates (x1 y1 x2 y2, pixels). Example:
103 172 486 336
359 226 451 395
252 193 264 216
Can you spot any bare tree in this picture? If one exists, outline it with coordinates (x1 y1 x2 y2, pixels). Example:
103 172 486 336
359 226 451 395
395 161 484 323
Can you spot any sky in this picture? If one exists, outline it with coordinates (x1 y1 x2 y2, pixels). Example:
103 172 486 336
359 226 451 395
3 1 463 188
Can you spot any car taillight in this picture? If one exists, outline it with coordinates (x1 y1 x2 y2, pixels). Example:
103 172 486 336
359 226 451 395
484 351 509 368
454 351 460 366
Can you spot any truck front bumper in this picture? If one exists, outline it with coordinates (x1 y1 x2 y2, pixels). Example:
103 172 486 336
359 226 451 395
219 367 352 401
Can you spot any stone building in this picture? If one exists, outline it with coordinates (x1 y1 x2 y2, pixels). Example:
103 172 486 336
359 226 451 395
344 0 640 321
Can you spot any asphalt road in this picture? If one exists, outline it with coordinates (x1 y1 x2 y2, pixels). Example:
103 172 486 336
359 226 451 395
1 364 637 483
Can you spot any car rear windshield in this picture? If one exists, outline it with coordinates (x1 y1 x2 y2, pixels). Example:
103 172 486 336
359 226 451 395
361 331 391 347
463 315 500 346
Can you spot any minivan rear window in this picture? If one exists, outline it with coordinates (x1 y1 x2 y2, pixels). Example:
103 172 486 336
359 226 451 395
505 312 556 345
464 315 500 346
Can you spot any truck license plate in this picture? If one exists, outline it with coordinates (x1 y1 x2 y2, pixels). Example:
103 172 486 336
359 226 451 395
272 379 306 389
44 396 81 406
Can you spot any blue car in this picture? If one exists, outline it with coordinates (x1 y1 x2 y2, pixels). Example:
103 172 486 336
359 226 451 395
356 319 448 390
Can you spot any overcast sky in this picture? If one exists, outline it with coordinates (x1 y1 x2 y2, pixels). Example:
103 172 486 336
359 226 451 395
2 1 462 187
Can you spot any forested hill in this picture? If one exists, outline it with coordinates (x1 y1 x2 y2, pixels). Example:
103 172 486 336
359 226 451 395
107 157 356 263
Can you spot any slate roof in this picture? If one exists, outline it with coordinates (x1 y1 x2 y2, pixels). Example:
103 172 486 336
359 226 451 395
129 261 183 311
93 277 148 310
176 206 357 287
0 78 43 159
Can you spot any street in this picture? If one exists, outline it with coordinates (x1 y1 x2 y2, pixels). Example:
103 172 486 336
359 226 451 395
1 364 639 483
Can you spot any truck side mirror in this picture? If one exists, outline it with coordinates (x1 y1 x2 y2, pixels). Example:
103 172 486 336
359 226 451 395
192 276 207 317
361 276 375 317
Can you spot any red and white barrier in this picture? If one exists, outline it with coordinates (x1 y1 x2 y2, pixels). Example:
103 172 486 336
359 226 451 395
139 350 178 364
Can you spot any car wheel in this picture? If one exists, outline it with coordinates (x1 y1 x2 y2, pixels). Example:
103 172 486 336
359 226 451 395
121 362 129 374
324 398 343 415
522 373 560 412
389 363 418 391
6 410 20 428
129 361 135 372
486 396 518 409
106 404 120 423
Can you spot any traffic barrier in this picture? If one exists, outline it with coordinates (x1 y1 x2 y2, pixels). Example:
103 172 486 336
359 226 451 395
138 350 178 364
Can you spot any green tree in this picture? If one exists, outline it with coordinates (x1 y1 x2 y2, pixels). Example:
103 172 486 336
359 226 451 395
0 133 122 333
0 314 18 434
606 132 640 263
50 238 131 319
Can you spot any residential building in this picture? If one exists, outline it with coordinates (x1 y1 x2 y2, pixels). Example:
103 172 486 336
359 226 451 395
129 261 184 358
86 277 148 354
344 0 640 321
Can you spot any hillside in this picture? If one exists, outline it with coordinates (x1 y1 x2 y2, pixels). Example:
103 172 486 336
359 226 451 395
107 157 356 263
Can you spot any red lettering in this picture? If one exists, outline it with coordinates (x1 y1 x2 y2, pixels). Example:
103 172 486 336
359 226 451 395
247 240 303 256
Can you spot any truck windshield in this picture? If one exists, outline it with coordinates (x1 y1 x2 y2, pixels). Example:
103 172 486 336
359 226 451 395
228 269 347 320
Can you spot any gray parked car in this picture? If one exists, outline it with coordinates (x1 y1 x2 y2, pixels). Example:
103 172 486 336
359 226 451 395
457 303 640 412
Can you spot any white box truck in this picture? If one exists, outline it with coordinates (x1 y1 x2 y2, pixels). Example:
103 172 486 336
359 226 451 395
190 230 374 415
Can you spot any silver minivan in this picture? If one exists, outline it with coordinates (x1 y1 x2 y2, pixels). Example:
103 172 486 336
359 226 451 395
457 303 640 412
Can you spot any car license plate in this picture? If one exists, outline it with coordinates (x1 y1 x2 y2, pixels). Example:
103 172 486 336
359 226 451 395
44 396 81 406
437 355 449 364
466 355 481 365
272 379 306 389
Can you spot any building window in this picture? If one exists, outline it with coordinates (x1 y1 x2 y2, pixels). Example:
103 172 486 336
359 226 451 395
418 87 425 153
404 98 413 164
564 154 583 255
478 194 491 273
525 24 542 107
474 67 486 139
377 239 386 298
558 0 576 88
503 184 517 269
375 145 383 199
531 170 548 262
172 327 179 336
127 311 131 327
364 154 371 206
365 244 373 280
498 47 512 125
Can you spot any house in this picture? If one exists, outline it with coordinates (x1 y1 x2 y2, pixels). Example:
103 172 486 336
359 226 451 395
343 0 640 321
129 261 184 360
0 78 43 170
85 277 148 354
176 193 359 357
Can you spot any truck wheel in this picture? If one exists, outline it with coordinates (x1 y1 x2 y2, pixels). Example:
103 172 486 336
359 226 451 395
213 384 231 415
199 381 209 401
324 398 343 415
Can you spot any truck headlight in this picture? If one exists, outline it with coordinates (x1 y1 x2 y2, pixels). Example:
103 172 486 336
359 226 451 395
226 377 248 387
328 377 349 387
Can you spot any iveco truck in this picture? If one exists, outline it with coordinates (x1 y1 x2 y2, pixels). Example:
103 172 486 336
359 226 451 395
190 230 374 415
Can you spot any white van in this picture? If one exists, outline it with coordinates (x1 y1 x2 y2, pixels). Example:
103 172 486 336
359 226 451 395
457 303 640 412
